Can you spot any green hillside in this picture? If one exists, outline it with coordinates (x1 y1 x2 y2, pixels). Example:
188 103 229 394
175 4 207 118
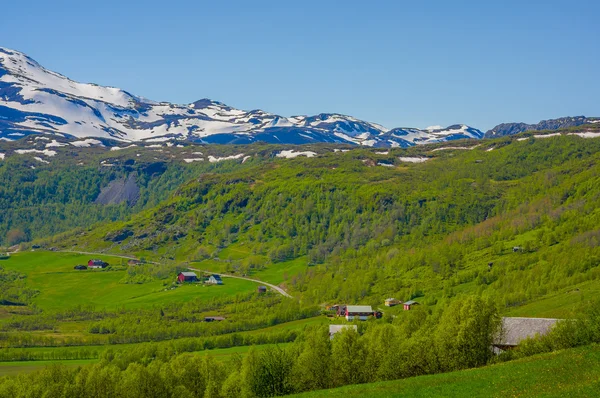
291 344 600 398
53 133 600 315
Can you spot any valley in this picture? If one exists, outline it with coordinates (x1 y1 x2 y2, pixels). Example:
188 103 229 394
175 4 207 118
2 130 600 396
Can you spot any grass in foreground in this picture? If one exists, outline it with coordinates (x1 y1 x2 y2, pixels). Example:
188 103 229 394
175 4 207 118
292 344 600 398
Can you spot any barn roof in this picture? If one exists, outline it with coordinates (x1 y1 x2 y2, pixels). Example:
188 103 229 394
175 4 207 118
404 300 419 305
210 274 223 280
495 317 560 346
346 305 373 313
180 271 197 277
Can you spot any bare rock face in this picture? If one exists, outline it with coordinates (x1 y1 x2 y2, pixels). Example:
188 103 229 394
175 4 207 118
95 174 140 206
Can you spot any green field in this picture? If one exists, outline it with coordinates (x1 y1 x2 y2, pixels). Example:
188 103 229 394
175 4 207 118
1 251 258 310
0 359 97 377
292 344 600 398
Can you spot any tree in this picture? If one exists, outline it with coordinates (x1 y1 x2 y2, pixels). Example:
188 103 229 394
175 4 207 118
434 296 500 371
291 326 332 392
330 327 366 387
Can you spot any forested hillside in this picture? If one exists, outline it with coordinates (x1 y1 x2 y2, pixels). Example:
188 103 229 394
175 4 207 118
45 132 600 313
0 139 296 246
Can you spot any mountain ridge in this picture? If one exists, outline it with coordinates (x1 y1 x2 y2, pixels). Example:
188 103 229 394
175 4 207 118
485 116 600 138
0 47 482 147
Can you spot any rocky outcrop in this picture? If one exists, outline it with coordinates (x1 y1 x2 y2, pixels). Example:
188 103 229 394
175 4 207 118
95 174 140 206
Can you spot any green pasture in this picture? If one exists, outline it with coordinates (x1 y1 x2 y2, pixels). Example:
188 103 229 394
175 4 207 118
0 359 97 377
1 251 258 310
293 344 600 398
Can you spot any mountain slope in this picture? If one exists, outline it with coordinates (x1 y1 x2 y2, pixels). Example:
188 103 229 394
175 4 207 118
0 47 482 147
49 133 600 314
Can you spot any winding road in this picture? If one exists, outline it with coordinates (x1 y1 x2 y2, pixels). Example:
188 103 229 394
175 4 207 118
188 267 293 298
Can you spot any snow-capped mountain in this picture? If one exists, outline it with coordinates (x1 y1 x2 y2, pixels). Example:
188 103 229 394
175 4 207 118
0 47 483 147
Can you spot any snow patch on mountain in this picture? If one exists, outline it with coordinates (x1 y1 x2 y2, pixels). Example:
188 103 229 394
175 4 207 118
399 157 429 163
208 154 245 163
570 132 600 138
276 150 317 158
14 148 57 156
46 140 67 147
70 139 104 147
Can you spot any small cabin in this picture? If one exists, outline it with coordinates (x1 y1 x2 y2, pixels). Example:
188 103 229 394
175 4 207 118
345 305 374 321
257 285 267 294
385 298 400 307
128 259 142 266
177 271 198 283
403 300 419 311
329 324 358 340
88 259 108 269
207 275 223 285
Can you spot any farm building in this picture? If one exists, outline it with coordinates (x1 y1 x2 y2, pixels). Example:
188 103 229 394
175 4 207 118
385 298 400 307
127 259 142 265
206 275 223 285
257 285 267 294
493 317 560 352
345 305 374 321
177 271 198 283
88 259 108 269
329 324 358 340
403 300 419 310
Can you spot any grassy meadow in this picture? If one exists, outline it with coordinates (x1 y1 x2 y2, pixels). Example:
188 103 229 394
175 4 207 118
1 251 259 310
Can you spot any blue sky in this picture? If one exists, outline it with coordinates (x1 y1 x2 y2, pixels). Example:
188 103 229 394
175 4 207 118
2 0 598 131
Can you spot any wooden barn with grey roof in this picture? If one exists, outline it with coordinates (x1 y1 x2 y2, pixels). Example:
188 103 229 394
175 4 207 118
493 317 560 352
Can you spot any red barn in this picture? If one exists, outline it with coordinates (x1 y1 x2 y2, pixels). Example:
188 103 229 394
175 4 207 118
177 271 198 283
